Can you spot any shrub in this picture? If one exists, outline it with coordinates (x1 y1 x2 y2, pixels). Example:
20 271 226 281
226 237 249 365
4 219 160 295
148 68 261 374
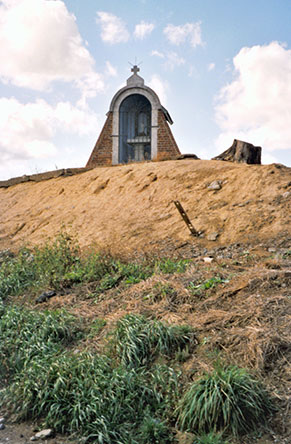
177 364 276 436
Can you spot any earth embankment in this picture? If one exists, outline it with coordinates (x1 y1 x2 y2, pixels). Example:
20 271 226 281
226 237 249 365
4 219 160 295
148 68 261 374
0 159 290 252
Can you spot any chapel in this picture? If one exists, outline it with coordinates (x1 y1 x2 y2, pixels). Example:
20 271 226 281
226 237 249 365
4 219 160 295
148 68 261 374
86 66 180 167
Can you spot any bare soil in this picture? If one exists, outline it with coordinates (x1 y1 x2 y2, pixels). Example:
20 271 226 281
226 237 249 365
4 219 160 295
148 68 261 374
0 159 290 253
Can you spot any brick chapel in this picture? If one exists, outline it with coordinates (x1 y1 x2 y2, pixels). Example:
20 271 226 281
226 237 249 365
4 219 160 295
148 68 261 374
86 66 180 167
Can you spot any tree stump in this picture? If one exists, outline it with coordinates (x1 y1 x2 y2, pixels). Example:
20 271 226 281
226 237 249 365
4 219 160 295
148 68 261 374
212 139 262 164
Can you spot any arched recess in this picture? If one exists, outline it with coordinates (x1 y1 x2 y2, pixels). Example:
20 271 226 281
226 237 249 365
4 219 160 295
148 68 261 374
119 94 151 163
110 87 160 164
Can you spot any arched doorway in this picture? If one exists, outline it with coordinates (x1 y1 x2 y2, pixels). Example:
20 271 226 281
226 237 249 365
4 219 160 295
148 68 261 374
119 94 151 163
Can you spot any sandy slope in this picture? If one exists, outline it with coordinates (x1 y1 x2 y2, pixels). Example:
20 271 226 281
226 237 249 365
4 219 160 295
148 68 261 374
0 159 290 252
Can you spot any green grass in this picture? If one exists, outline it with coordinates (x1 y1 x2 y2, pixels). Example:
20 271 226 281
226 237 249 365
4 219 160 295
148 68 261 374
3 352 173 443
112 313 195 367
177 364 276 436
0 306 182 443
0 305 83 381
0 233 193 302
0 235 278 443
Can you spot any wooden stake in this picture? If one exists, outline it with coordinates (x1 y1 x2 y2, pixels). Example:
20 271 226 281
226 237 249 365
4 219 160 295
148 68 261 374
173 200 199 236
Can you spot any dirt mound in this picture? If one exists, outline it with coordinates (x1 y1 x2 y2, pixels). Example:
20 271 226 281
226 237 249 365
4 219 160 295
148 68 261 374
0 159 290 253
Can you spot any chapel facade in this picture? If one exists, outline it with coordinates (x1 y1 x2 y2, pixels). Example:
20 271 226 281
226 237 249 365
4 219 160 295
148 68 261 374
86 66 180 168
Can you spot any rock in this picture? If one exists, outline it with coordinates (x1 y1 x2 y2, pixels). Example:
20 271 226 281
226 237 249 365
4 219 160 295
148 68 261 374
207 232 219 241
203 257 214 263
35 291 56 304
34 429 54 439
176 153 200 160
207 180 222 191
282 191 291 198
0 423 5 430
0 417 5 424
212 139 261 164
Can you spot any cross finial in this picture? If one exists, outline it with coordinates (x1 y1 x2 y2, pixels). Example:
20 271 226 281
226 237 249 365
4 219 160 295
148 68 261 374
131 65 140 75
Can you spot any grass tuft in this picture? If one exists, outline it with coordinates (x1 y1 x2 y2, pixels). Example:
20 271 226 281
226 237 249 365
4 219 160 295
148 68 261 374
113 313 195 367
177 364 276 436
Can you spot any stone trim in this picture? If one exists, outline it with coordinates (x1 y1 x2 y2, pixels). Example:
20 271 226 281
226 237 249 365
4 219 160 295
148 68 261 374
111 87 160 164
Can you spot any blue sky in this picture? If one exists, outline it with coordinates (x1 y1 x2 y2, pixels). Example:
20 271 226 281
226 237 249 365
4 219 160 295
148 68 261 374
0 0 290 180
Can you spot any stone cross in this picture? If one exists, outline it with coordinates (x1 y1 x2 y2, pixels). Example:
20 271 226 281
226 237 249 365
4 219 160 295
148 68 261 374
131 65 140 75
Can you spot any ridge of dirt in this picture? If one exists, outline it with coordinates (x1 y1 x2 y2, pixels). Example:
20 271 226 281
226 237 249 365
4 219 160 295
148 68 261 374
0 159 290 253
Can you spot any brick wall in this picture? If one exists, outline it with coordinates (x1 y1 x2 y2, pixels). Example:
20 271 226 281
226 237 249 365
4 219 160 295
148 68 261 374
86 112 113 168
157 110 181 160
86 109 181 167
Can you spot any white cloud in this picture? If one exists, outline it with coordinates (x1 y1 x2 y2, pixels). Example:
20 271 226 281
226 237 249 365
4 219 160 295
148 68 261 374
0 0 100 93
76 72 105 108
105 61 117 77
0 97 98 165
151 50 185 70
96 11 129 44
148 74 168 105
215 42 291 156
164 52 185 70
134 21 154 39
208 62 215 71
163 22 203 48
151 50 165 58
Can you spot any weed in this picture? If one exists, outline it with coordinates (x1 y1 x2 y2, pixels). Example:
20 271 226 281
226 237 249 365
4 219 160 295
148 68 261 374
144 282 177 303
283 249 291 259
155 258 190 274
95 260 153 294
188 276 228 296
138 415 171 443
88 318 107 337
0 305 83 381
2 346 178 443
177 364 276 436
192 432 229 444
1 306 185 443
113 314 195 367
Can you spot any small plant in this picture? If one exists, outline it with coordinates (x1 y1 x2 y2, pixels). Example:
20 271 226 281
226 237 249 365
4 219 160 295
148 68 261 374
155 258 190 274
188 276 227 296
193 432 229 444
113 314 194 367
177 364 276 436
95 260 153 293
138 415 171 443
283 249 291 259
144 282 177 304
87 318 107 337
